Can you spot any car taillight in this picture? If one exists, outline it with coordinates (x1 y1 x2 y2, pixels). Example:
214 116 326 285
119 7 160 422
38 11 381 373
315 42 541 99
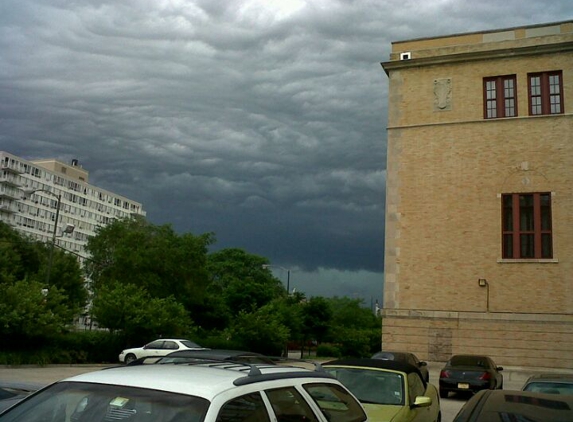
440 370 450 378
479 372 491 380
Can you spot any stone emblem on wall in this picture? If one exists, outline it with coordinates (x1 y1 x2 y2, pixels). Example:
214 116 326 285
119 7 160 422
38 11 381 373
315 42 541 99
434 78 452 111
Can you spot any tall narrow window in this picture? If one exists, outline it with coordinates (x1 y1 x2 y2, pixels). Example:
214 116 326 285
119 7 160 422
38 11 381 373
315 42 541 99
484 75 517 119
502 193 552 259
528 71 563 115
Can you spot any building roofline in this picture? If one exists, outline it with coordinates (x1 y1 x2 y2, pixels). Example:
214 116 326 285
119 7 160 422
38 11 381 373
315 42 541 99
390 20 573 46
381 40 573 76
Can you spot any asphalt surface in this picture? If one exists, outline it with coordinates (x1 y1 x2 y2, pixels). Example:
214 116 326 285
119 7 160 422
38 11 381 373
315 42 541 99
1 362 572 422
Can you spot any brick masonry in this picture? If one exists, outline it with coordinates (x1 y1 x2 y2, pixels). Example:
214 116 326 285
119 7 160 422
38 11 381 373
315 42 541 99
381 21 573 369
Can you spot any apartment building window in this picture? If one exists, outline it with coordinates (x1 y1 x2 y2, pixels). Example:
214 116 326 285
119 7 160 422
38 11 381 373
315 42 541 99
502 193 552 259
484 75 517 119
528 71 563 115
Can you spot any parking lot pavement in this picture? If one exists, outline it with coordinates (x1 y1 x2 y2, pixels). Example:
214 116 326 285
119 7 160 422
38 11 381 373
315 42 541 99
0 364 114 386
2 361 573 422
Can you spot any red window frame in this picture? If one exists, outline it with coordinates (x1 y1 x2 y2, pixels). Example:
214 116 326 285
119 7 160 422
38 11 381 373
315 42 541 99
502 193 553 259
483 75 517 119
528 71 564 116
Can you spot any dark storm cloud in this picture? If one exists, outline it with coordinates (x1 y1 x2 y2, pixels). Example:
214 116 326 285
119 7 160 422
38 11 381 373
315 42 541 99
1 0 570 302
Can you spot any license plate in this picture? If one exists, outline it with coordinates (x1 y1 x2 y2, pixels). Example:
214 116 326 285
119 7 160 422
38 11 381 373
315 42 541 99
458 383 470 389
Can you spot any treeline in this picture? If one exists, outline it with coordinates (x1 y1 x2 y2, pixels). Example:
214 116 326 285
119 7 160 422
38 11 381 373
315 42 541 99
0 218 381 364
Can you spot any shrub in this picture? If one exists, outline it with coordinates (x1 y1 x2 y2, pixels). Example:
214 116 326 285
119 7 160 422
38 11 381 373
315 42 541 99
316 344 341 358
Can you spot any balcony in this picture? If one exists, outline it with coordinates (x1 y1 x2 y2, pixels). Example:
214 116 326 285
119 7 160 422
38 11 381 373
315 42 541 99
0 187 19 200
1 163 24 174
0 173 21 188
0 204 16 214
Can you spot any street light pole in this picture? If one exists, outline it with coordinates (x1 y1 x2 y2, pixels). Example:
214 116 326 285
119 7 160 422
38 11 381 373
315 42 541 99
262 264 292 293
23 188 63 286
45 192 62 286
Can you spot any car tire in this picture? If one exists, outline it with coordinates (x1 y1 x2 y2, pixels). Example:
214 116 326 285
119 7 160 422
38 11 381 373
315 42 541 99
435 411 442 422
439 389 448 399
124 354 137 364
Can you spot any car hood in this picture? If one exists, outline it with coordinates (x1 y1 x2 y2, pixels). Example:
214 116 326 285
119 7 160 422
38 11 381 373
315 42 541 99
362 403 403 422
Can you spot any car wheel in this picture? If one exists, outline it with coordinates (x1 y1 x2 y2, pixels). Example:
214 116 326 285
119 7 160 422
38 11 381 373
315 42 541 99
435 411 442 422
439 389 448 399
498 381 504 390
124 354 137 364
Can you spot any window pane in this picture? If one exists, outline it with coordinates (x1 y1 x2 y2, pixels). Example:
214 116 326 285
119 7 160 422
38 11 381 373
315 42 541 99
505 98 515 117
520 234 534 258
503 234 513 258
504 79 514 96
487 101 497 118
486 80 496 99
549 74 560 94
540 194 552 230
502 195 513 230
304 383 367 422
541 234 552 258
266 387 319 422
217 393 270 422
519 195 534 231
550 98 561 114
530 77 541 95
485 79 497 118
531 97 542 115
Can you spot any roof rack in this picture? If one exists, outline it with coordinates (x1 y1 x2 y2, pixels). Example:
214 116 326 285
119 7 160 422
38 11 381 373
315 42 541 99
123 355 335 385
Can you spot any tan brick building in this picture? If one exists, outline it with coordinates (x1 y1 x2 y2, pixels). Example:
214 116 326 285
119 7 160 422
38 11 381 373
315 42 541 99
381 21 573 368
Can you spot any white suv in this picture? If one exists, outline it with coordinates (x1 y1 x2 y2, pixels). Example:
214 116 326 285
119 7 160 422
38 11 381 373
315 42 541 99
0 360 368 422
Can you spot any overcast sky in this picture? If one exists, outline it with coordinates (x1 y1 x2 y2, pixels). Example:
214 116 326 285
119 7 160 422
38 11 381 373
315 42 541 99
1 1 570 305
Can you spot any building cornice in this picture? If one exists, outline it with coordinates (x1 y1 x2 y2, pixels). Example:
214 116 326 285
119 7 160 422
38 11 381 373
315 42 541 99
381 41 573 76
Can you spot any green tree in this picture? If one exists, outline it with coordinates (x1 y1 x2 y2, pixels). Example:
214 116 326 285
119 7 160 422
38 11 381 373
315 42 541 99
302 296 332 344
84 217 213 313
325 297 381 357
0 280 72 338
0 222 43 284
225 306 290 355
263 294 305 356
0 222 86 329
91 281 192 343
206 248 285 317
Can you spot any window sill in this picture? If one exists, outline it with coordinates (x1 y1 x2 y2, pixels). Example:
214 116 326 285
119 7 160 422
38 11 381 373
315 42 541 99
497 258 558 264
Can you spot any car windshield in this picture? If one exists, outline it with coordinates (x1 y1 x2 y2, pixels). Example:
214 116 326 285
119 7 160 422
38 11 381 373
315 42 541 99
323 368 404 406
449 356 487 367
0 381 209 422
523 382 573 395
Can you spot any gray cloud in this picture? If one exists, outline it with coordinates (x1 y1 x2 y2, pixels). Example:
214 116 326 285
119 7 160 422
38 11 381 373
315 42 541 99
1 0 570 303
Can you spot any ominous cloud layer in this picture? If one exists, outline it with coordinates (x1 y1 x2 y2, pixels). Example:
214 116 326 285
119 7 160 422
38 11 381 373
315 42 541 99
1 0 570 303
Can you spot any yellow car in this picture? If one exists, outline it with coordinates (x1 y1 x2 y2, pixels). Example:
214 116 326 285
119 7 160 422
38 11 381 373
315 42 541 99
323 358 441 422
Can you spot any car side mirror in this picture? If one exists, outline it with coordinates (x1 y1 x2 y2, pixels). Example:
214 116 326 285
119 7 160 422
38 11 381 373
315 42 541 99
497 366 503 371
419 361 427 366
412 396 432 408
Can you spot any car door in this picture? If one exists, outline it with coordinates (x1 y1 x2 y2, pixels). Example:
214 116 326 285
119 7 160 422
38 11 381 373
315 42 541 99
215 392 271 422
407 372 435 422
487 358 503 389
144 340 165 357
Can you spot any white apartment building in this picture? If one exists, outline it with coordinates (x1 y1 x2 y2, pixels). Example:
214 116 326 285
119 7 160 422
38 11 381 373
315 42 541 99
0 151 146 258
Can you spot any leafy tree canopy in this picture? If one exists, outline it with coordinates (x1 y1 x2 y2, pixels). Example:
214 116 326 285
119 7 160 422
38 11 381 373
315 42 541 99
91 281 192 344
0 222 86 323
207 248 285 316
0 280 73 338
84 217 213 310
